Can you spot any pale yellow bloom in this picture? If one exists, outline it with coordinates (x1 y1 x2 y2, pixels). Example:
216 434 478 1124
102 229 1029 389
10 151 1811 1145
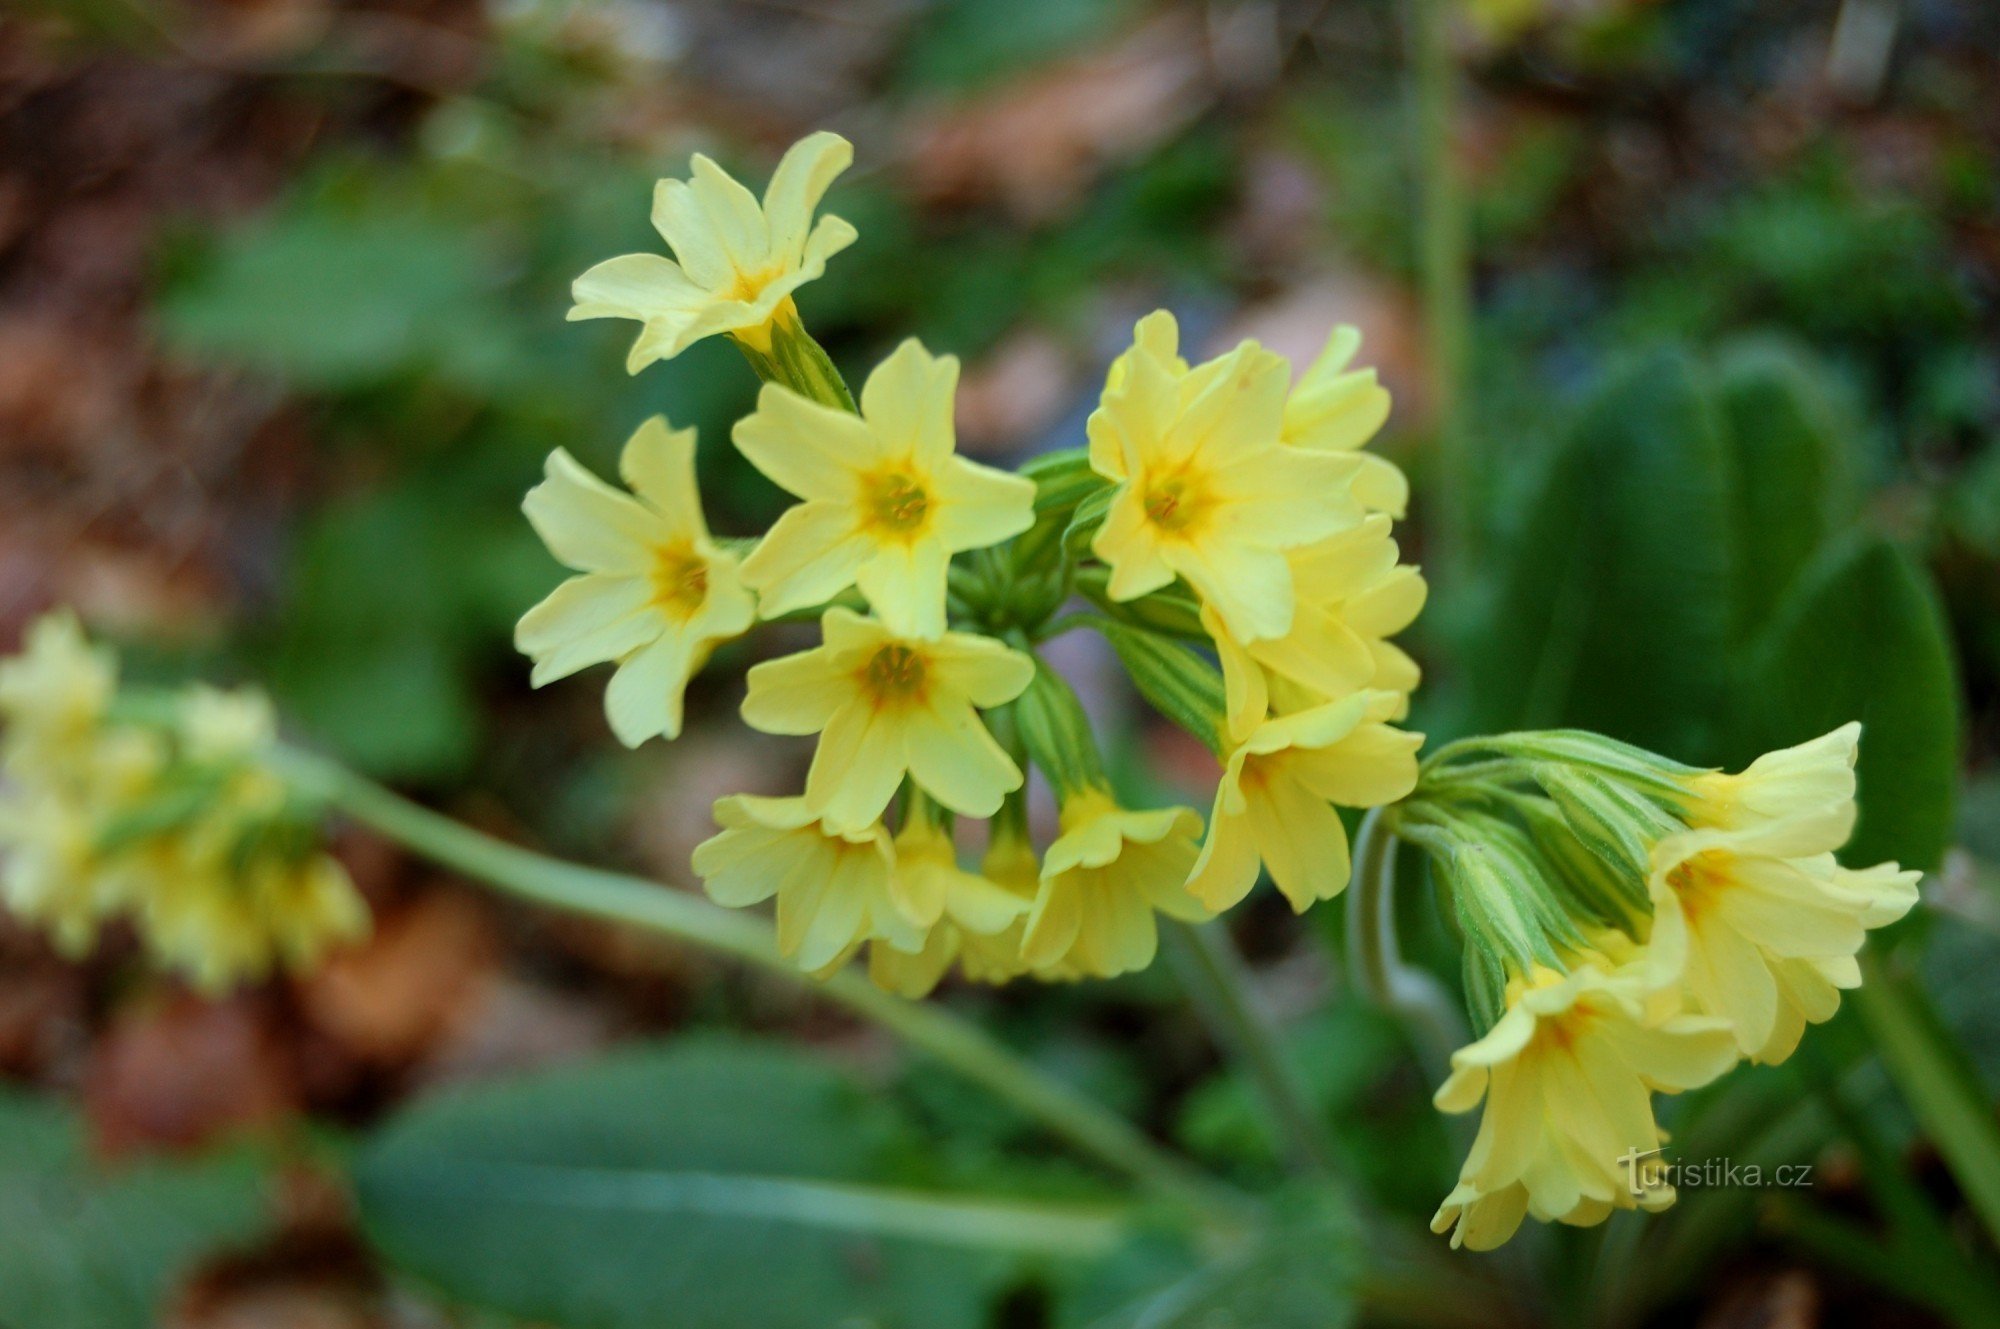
741 609 1032 833
1208 513 1428 738
1432 958 1738 1251
1648 816 1919 1064
1281 326 1406 518
136 848 367 994
518 419 756 747
569 131 856 370
1680 722 1861 840
0 610 116 769
1020 788 1210 978
693 794 924 972
867 818 1030 998
0 790 118 955
1186 691 1421 913
1088 311 1363 644
734 339 1034 636
959 824 1057 984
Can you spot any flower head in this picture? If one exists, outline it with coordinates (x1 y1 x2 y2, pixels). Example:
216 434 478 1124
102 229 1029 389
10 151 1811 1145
569 131 857 370
518 418 756 747
740 608 1032 832
1431 956 1738 1251
0 610 117 770
1281 326 1406 518
1020 788 1210 978
734 339 1035 636
692 794 923 972
1088 312 1364 643
1187 691 1421 913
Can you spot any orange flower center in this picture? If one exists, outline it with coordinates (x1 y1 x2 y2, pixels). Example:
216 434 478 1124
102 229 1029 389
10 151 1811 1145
861 644 929 706
861 469 932 537
650 541 710 621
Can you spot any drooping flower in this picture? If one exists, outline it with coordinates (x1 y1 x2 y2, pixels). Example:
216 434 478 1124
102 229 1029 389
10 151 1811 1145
739 608 1032 832
1088 311 1364 644
569 131 857 370
518 418 757 747
1431 955 1739 1251
1020 787 1210 978
1678 722 1862 839
1186 691 1421 913
733 339 1034 636
1207 513 1428 738
867 816 1030 998
1648 812 1919 1064
136 848 368 994
692 794 924 972
0 610 117 771
1281 325 1407 519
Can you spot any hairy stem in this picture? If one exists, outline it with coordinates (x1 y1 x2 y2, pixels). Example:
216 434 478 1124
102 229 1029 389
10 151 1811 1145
1346 807 1467 1088
281 749 1243 1221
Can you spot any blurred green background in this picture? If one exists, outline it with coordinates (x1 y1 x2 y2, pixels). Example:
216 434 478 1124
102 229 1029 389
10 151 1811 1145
0 0 1995 1325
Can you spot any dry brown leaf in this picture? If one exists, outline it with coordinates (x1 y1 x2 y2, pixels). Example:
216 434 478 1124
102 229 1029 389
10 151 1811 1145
84 989 299 1156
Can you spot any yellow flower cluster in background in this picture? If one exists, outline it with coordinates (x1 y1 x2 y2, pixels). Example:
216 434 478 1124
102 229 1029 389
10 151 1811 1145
0 613 366 991
1409 724 1919 1250
533 132 1428 994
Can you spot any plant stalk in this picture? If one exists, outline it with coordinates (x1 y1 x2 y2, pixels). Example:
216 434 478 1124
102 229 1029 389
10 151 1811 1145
1347 807 1467 1089
281 749 1243 1221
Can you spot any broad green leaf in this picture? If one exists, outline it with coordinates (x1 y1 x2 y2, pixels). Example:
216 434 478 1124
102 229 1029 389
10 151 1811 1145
1070 1191 1361 1329
356 1039 1117 1329
1711 337 1856 641
1744 535 1959 869
0 1092 270 1329
1461 348 1735 761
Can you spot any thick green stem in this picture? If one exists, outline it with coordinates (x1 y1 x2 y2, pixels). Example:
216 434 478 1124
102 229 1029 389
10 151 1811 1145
1163 921 1337 1179
1405 0 1475 575
1347 807 1467 1088
281 750 1240 1220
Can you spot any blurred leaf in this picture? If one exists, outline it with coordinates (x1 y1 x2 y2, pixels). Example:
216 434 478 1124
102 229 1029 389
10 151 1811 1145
1711 338 1857 641
356 1039 1111 1329
898 0 1132 92
1743 536 1960 869
1462 348 1735 760
0 1092 270 1329
1070 1191 1360 1329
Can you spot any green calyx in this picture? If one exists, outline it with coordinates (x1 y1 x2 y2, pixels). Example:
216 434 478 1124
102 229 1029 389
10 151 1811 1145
1014 658 1108 801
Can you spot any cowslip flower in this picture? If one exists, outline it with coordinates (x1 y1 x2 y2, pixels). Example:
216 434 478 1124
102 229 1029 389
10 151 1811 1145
136 848 367 994
1647 728 1919 1063
1431 955 1739 1251
867 816 1031 998
1208 513 1427 738
1020 788 1210 978
692 794 924 972
733 339 1034 636
569 131 856 370
1186 691 1421 913
0 610 116 771
740 608 1032 832
518 418 756 748
1088 311 1364 644
1280 326 1406 518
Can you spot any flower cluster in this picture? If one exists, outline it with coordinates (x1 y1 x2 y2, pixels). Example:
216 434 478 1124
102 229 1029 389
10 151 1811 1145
528 132 1425 992
0 613 366 991
1403 724 1920 1249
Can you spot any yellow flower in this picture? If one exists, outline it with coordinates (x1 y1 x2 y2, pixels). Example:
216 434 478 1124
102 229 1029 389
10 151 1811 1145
692 794 923 972
1207 513 1428 738
0 610 116 770
1281 326 1406 518
1647 815 1919 1065
740 608 1032 832
867 817 1030 998
1088 311 1364 643
1187 691 1421 913
1020 788 1210 978
1431 957 1738 1251
569 131 856 370
0 790 117 955
136 849 367 994
518 418 756 747
1679 722 1862 841
733 339 1035 636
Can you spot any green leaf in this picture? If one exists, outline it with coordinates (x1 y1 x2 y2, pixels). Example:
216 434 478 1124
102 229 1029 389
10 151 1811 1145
1462 348 1735 760
356 1039 1116 1329
0 1092 270 1329
1711 337 1857 641
1744 535 1960 869
1072 1191 1360 1329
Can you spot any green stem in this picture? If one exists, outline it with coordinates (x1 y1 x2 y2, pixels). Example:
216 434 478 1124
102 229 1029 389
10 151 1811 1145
1162 921 1337 1179
1347 808 1467 1088
281 749 1241 1221
1405 0 1475 575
